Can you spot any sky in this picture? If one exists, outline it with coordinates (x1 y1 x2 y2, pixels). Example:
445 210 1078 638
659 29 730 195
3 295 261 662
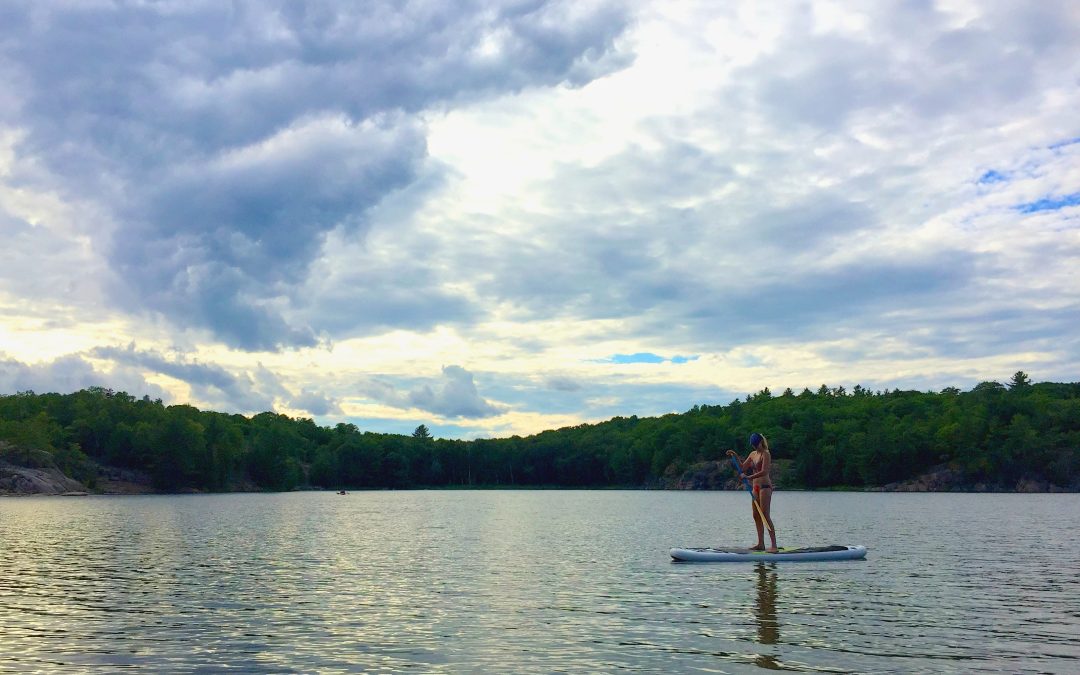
1 0 1078 439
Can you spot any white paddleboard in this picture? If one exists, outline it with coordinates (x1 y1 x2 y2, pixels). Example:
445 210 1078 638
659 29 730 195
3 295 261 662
670 544 867 562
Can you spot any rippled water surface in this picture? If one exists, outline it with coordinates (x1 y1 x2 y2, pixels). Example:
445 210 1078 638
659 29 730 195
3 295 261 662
2 491 1079 672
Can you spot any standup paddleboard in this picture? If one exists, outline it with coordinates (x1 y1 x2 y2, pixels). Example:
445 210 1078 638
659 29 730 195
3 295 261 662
670 545 866 562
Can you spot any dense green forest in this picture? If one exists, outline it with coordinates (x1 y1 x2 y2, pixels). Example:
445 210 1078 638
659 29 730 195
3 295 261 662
1 373 1078 492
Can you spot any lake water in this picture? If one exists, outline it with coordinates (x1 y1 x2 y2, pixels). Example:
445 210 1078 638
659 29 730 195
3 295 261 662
1 491 1078 673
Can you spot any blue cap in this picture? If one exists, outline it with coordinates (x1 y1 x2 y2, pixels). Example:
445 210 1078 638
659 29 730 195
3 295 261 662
749 432 764 448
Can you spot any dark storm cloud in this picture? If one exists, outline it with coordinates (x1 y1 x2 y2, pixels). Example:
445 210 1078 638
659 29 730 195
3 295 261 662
112 115 425 350
0 1 632 350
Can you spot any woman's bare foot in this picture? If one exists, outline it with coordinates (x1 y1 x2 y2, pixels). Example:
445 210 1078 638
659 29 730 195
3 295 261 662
766 547 779 553
749 544 765 551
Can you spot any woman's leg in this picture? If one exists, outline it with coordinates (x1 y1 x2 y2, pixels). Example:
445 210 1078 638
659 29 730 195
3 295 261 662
751 502 765 550
759 489 778 552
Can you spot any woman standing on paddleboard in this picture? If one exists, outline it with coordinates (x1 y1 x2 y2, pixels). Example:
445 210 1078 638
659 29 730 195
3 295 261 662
726 433 778 553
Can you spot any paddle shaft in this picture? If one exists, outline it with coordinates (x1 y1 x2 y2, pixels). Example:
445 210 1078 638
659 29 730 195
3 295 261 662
729 455 774 532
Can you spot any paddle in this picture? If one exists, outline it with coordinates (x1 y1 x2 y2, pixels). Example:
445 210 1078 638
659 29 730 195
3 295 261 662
729 454 774 533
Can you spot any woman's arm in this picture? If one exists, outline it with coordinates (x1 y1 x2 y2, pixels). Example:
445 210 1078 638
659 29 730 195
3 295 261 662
725 450 755 479
724 449 747 466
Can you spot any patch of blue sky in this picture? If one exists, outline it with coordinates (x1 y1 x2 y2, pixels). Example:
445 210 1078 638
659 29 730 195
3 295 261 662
977 169 1009 184
603 352 700 364
1015 192 1080 214
1048 136 1080 150
610 352 664 364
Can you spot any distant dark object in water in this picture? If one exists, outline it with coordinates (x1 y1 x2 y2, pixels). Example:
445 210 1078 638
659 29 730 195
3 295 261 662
338 490 347 495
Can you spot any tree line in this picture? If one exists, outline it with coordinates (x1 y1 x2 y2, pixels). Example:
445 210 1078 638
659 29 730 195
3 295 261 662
0 372 1076 492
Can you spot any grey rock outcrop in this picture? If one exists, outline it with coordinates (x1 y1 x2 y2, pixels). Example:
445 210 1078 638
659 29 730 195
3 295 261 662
0 461 88 495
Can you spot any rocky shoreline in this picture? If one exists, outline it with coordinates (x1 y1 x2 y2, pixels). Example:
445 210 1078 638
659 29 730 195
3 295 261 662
664 459 1076 493
0 462 90 496
871 463 1074 493
2 457 1075 496
0 460 156 496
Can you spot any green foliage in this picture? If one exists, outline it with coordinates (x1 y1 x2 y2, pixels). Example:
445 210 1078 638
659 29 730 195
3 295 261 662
0 379 1078 492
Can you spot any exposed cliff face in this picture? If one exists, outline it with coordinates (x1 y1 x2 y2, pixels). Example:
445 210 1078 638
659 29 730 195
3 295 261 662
664 458 795 491
875 464 966 492
668 462 734 490
95 466 155 495
876 464 1073 493
0 441 155 495
0 461 88 495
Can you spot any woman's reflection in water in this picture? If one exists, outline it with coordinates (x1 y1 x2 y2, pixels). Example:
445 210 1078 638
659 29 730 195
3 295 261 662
754 562 781 670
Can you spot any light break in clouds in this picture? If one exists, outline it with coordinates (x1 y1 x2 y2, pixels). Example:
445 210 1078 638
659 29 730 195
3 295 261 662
1 1 1078 438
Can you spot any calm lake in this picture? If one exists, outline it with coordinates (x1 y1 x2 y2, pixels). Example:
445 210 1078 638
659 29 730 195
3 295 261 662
2 491 1078 673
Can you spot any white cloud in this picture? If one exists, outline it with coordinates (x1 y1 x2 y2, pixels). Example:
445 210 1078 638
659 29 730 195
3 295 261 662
0 352 166 400
350 365 504 420
1 1 1078 437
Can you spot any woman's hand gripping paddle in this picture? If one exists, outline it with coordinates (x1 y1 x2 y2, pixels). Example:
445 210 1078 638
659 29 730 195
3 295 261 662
729 455 774 533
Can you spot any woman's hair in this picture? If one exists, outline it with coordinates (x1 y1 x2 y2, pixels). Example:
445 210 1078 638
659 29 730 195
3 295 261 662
750 432 769 450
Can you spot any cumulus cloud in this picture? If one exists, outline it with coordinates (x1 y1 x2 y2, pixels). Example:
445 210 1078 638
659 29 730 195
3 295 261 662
0 352 165 400
91 345 277 412
20 344 348 417
0 0 632 350
408 365 503 418
290 388 342 417
112 114 426 349
358 365 504 419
